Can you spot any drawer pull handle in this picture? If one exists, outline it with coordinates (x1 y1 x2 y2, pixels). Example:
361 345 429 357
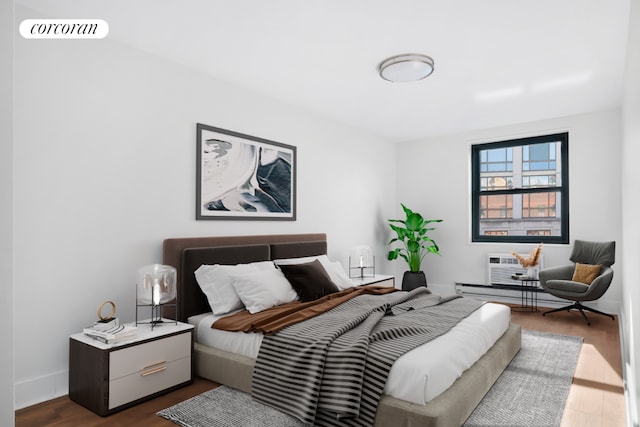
141 365 167 377
140 361 167 376
141 361 166 371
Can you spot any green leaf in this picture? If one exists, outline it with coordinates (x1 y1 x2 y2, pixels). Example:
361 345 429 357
387 249 400 260
405 213 424 231
426 246 440 254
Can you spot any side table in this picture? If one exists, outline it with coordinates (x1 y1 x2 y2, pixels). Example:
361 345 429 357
69 320 194 416
511 275 539 311
351 274 395 288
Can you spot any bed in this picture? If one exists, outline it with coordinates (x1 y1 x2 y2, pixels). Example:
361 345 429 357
163 233 521 427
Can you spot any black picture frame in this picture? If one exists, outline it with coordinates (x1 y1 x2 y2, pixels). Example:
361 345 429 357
196 123 297 221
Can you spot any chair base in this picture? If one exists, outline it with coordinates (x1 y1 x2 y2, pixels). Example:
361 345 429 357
542 301 614 326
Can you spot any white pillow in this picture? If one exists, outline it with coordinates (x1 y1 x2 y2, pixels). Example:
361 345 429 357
228 268 299 314
329 261 357 290
194 261 275 315
274 255 356 291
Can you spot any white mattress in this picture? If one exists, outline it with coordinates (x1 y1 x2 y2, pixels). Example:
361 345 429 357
189 301 510 405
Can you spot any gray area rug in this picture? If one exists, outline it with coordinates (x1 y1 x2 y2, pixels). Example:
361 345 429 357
158 329 582 427
158 384 304 427
463 329 582 426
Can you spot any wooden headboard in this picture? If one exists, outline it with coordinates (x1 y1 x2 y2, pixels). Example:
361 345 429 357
162 233 327 322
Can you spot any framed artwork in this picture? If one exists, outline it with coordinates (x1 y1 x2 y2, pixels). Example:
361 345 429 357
196 123 297 220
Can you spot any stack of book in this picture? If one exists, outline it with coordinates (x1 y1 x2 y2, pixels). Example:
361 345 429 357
83 319 137 344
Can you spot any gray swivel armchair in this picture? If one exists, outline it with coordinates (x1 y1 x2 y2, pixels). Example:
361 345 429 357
539 240 615 325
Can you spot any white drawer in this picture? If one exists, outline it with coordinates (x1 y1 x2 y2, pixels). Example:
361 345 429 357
109 356 191 409
110 332 191 380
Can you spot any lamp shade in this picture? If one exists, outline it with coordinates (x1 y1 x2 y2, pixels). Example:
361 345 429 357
350 245 374 268
136 264 176 305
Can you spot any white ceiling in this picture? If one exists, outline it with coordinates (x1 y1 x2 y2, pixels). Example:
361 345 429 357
16 0 631 142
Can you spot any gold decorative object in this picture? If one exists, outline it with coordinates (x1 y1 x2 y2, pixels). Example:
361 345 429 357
513 243 543 268
97 300 116 321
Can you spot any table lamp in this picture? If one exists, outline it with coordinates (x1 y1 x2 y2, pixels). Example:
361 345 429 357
136 264 177 328
349 245 375 278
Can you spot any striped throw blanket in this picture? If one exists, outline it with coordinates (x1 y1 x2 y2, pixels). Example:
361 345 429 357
252 287 485 426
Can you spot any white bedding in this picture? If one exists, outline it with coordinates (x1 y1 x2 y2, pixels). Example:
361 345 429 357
189 301 510 405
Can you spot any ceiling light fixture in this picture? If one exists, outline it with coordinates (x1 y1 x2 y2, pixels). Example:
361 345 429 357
378 53 435 82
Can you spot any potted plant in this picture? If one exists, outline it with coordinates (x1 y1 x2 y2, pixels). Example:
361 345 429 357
387 204 442 291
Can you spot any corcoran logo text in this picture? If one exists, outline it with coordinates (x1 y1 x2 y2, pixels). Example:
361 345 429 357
20 19 109 39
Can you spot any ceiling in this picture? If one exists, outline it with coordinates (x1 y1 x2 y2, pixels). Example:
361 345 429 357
16 0 631 143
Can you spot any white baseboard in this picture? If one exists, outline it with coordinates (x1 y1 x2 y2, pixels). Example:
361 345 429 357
14 370 68 410
454 283 620 315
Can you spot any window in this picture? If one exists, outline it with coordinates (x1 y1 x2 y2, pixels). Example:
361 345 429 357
523 144 556 171
480 147 513 172
522 193 555 218
480 194 512 219
471 132 569 244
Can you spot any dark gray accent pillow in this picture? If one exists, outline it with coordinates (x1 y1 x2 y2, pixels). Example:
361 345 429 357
278 259 339 302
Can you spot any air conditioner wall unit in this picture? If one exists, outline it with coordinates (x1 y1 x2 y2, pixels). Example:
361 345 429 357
487 253 544 286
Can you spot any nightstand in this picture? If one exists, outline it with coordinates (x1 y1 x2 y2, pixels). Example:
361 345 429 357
69 320 193 416
352 274 396 288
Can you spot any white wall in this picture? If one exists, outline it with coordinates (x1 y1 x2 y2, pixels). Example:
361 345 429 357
1 1 15 426
621 0 640 424
13 7 396 409
395 110 623 314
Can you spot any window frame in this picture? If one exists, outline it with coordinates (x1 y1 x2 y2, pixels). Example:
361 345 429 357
471 132 569 244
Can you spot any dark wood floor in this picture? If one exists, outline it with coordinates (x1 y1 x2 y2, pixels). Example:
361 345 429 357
15 303 626 427
508 304 625 427
15 376 218 427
